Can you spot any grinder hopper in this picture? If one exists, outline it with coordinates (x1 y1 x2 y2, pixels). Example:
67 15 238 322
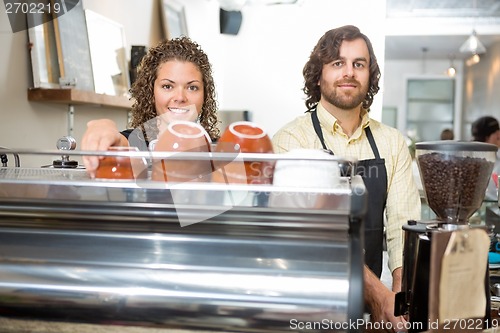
416 141 497 225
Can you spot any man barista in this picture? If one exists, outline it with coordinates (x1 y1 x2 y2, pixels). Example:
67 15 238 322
272 25 421 332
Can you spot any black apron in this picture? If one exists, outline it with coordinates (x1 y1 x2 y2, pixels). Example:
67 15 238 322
310 109 388 277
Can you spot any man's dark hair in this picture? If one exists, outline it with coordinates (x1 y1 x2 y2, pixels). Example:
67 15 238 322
302 25 381 111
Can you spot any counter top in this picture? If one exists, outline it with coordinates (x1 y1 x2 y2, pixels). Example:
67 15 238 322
0 317 222 333
3 315 500 333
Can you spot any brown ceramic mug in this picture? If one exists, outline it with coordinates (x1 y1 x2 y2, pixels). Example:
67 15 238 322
95 146 147 180
212 121 274 185
152 121 212 183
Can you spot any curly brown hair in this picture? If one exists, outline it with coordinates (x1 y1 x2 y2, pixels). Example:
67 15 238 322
303 25 381 112
129 36 219 141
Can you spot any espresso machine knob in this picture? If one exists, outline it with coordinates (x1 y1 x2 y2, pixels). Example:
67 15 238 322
53 136 78 168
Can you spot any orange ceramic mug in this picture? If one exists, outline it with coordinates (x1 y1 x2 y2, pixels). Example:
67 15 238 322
212 121 274 185
95 146 147 180
152 121 213 183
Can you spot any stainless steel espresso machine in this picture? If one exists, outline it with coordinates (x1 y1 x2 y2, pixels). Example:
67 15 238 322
0 149 367 333
395 141 498 332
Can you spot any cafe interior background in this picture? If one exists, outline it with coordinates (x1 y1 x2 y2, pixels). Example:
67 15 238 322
0 0 499 168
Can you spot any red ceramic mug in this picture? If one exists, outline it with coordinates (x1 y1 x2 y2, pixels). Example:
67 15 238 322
152 120 213 183
95 146 147 180
212 121 274 185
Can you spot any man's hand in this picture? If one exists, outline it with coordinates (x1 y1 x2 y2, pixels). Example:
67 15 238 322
364 266 407 333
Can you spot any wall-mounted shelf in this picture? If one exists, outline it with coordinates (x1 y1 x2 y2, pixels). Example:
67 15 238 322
27 88 133 110
27 88 133 137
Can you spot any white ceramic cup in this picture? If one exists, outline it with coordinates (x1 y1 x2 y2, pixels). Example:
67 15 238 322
269 149 341 209
272 149 340 188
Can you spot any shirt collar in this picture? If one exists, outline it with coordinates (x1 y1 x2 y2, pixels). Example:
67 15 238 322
316 102 337 133
316 102 371 137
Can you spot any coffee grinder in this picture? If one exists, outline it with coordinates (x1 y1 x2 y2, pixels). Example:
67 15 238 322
395 141 498 332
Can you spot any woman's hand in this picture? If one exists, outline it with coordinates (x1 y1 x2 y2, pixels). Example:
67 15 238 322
81 119 128 177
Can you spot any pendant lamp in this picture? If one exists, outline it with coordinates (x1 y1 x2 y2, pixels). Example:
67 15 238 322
446 54 456 77
459 30 486 55
460 30 486 66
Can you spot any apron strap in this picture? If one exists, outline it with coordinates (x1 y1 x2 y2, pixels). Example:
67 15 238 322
364 127 381 160
310 109 330 152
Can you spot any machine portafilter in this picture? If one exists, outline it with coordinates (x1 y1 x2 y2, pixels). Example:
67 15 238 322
396 141 497 332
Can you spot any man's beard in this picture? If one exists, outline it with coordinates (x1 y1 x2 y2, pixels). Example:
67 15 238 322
320 80 368 110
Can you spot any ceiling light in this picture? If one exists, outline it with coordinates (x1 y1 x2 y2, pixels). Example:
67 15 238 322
446 66 456 77
446 54 456 77
459 30 486 55
465 54 481 66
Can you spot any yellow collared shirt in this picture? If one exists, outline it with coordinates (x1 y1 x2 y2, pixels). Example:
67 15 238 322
272 102 421 273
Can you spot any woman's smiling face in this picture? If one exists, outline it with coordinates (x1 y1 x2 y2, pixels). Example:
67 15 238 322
153 60 204 124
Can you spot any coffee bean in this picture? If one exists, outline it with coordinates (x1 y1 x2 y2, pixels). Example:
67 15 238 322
417 152 494 223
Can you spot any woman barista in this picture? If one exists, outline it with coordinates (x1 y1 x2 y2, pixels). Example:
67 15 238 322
81 36 219 178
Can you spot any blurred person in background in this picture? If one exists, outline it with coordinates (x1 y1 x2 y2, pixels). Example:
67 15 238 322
471 116 500 200
440 128 454 140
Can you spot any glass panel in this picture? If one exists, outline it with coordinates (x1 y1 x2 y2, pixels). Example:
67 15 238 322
407 101 453 122
406 78 455 142
408 79 454 101
382 106 397 127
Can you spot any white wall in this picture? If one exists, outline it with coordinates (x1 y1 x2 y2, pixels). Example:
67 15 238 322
462 40 500 139
0 0 386 167
181 0 386 135
82 0 163 52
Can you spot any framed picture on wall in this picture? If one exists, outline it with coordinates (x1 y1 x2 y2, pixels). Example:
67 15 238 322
161 0 188 39
85 10 130 97
27 19 60 89
85 9 130 96
52 0 95 91
28 0 94 91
